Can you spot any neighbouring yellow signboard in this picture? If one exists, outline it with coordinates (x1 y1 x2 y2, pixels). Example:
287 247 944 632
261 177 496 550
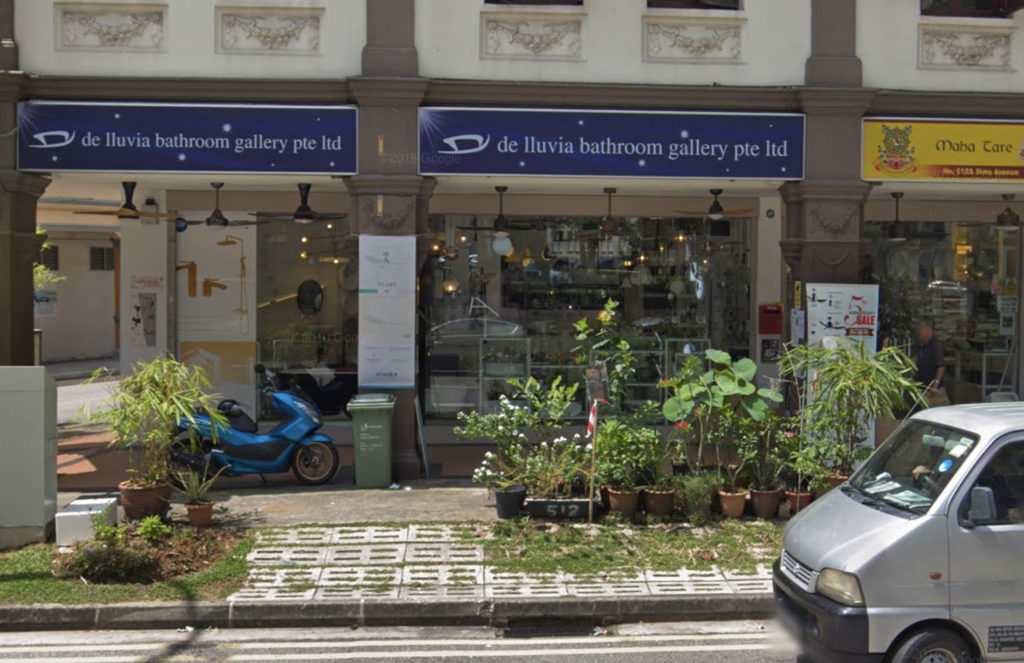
863 117 1024 182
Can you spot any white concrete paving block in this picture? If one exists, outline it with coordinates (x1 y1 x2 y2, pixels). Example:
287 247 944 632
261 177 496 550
318 566 402 587
229 588 317 602
246 567 322 588
484 569 565 586
485 583 567 598
329 526 408 545
315 586 401 600
400 584 485 600
643 568 725 583
402 564 484 587
566 583 650 597
727 579 773 594
723 565 773 580
405 543 484 564
256 527 333 546
324 544 406 566
647 580 732 595
406 524 474 543
246 547 328 566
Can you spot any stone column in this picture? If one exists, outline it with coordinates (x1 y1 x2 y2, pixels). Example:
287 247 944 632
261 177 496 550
783 0 874 292
346 74 432 480
0 174 50 365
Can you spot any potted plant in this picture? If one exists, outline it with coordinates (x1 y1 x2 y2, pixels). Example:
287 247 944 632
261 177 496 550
784 442 822 515
744 412 794 519
780 341 924 490
91 356 225 520
520 434 595 519
712 410 754 518
173 462 226 527
641 431 676 516
595 416 658 517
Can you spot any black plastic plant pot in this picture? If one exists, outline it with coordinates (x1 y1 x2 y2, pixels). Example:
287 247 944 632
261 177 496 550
494 484 527 519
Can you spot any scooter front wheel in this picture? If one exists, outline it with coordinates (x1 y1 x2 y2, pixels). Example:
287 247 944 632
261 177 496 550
292 441 340 485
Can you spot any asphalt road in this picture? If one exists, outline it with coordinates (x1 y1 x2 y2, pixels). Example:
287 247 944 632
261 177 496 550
0 621 800 662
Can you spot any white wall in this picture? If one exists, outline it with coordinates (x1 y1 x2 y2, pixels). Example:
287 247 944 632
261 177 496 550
119 191 175 374
859 0 1024 92
16 0 364 79
34 232 117 362
416 0 809 87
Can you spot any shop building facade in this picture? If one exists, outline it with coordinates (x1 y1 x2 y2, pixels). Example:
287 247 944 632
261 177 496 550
4 0 1024 478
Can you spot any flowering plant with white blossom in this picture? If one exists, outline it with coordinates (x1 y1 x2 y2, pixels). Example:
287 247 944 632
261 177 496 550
521 433 591 498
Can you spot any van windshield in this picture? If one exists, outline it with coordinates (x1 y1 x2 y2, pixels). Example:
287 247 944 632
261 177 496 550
849 420 980 515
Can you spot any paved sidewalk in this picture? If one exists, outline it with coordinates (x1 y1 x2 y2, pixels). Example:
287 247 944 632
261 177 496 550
232 523 773 603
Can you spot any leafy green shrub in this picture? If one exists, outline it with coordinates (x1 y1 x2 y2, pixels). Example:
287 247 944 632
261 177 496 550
54 542 158 582
136 516 172 545
677 473 716 525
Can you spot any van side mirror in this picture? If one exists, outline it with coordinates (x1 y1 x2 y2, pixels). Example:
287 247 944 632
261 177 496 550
964 486 998 527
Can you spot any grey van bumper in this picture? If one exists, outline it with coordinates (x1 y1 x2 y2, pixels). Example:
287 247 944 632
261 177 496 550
773 560 882 663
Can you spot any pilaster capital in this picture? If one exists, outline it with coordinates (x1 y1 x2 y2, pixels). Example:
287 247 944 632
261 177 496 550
348 77 429 107
799 88 876 116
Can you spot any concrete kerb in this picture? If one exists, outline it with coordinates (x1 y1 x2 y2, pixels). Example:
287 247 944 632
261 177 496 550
0 594 775 632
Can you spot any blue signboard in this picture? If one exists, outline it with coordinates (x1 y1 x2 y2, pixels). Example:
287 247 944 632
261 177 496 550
420 107 804 179
18 101 357 174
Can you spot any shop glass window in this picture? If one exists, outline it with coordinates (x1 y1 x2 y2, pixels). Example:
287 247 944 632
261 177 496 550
921 0 1023 17
40 245 59 272
864 221 1022 404
256 216 358 421
89 247 115 271
421 214 751 420
647 0 740 9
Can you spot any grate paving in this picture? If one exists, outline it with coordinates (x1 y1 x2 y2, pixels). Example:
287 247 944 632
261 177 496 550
231 524 777 602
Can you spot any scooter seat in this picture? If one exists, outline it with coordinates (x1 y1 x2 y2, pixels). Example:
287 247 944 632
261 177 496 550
217 399 258 433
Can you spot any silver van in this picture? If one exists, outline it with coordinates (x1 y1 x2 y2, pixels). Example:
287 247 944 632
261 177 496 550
774 403 1024 663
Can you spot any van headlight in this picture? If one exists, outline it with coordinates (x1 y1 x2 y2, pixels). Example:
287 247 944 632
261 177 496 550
816 569 865 607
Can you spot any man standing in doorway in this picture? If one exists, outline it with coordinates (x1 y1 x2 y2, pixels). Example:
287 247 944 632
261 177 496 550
915 319 948 406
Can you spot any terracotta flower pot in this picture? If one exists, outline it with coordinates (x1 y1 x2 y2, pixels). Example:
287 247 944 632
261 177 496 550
186 502 214 528
785 489 814 515
607 488 640 517
119 481 171 520
718 490 749 518
643 489 675 516
751 489 784 519
813 475 849 500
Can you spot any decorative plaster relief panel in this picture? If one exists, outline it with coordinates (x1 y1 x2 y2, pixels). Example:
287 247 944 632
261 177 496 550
217 6 324 55
56 3 166 52
643 14 744 64
918 22 1013 71
481 11 584 61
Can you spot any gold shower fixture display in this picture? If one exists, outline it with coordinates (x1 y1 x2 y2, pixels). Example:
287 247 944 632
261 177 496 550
217 235 250 334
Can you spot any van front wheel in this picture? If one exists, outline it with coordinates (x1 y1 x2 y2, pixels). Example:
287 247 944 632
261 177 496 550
890 628 973 663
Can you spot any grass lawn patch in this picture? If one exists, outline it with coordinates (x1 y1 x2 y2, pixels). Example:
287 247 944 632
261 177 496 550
0 532 253 605
477 517 783 577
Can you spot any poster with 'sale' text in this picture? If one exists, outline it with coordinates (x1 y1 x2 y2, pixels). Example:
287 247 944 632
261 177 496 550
806 283 880 354
358 235 416 389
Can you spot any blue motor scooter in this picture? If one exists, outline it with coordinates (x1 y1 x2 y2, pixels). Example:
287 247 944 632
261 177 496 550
171 365 339 485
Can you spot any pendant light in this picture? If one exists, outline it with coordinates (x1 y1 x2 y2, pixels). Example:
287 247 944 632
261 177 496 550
997 193 1020 228
491 185 513 256
887 192 906 243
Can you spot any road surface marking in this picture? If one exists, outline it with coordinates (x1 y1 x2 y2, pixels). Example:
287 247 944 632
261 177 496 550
230 633 772 649
232 643 771 660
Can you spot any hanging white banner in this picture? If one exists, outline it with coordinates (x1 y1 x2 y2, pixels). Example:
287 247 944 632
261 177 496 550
358 235 416 389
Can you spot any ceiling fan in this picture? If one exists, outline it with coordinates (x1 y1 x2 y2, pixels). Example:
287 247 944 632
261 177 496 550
72 181 179 220
251 183 346 225
673 189 755 219
177 182 269 229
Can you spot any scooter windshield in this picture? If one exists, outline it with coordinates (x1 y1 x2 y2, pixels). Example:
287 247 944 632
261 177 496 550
849 420 979 515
